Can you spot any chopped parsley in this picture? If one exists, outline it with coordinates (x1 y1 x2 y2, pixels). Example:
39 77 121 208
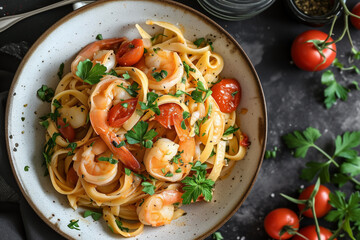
98 154 118 164
181 111 190 130
67 219 80 230
124 168 131 176
168 90 190 98
112 140 126 148
118 82 140 98
84 210 102 221
115 219 130 232
170 150 184 164
183 61 196 78
191 81 212 103
107 69 118 77
141 181 156 195
151 33 167 42
125 121 158 148
122 71 131 80
24 166 30 171
57 63 64 80
96 34 103 40
193 38 205 47
139 92 160 115
151 70 168 82
223 126 240 136
66 142 77 156
231 91 238 97
37 85 55 102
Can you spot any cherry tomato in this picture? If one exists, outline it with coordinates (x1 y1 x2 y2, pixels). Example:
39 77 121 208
116 39 144 66
66 166 79 187
57 117 75 142
240 133 250 147
211 78 241 113
107 98 137 128
298 184 331 218
264 208 299 239
155 103 183 129
291 30 336 71
350 3 360 30
292 226 336 240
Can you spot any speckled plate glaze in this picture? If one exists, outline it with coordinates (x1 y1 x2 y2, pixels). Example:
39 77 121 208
6 0 267 239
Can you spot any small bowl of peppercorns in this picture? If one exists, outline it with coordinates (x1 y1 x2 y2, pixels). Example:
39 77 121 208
284 0 346 26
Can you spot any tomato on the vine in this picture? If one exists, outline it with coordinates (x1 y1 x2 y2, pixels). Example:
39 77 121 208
292 226 336 240
264 208 299 239
116 39 144 66
298 184 332 218
350 3 360 30
291 30 336 71
211 78 241 113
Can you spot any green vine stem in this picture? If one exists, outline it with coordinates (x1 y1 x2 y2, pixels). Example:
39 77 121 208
328 220 345 240
311 198 322 240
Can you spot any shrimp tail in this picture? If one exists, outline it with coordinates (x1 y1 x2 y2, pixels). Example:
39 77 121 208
107 132 141 171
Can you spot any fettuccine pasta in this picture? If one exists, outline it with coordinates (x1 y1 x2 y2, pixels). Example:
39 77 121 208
40 20 249 237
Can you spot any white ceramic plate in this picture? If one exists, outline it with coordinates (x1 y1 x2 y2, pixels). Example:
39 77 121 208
6 1 267 239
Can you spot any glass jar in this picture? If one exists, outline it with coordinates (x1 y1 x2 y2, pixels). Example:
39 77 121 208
197 0 276 21
284 0 346 26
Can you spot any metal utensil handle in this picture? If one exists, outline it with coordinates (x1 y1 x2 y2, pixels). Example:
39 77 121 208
0 0 80 33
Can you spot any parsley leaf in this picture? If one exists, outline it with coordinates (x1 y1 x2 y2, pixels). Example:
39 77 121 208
181 161 214 204
124 168 131 176
223 126 240 136
115 219 130 232
151 70 168 82
321 70 349 109
191 81 212 103
142 181 155 195
334 131 360 159
193 38 205 48
24 166 30 171
168 90 190 98
98 154 118 164
122 71 131 80
212 232 224 240
57 63 64 79
67 220 80 230
125 121 158 148
183 61 196 78
96 34 103 40
76 59 107 85
84 210 102 221
66 142 77 156
151 33 167 42
282 127 321 158
139 92 160 115
118 82 140 98
37 85 55 102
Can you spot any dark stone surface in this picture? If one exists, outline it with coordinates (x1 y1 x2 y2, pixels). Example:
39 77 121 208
0 0 359 239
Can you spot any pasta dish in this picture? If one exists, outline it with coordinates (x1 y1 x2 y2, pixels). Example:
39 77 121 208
40 20 249 237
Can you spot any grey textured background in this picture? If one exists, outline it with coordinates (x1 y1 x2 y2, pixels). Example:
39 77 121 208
0 0 359 239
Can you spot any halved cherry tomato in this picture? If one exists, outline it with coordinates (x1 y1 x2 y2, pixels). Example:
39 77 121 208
57 117 75 142
298 184 332 218
291 30 336 71
264 208 299 239
116 39 144 66
107 98 137 128
292 226 336 240
211 78 241 113
240 133 250 147
155 103 183 129
66 166 79 187
350 3 360 30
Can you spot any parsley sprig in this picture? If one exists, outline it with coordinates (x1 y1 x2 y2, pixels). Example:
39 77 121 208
139 92 160 115
84 210 102 221
181 161 215 204
76 59 107 85
37 85 54 102
191 82 212 103
118 81 140 98
98 154 118 164
321 70 349 109
283 127 360 186
125 121 158 148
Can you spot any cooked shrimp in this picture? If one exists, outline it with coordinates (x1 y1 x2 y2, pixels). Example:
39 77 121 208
71 38 126 77
135 49 183 91
144 104 195 182
137 190 183 227
73 137 118 186
90 75 140 170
